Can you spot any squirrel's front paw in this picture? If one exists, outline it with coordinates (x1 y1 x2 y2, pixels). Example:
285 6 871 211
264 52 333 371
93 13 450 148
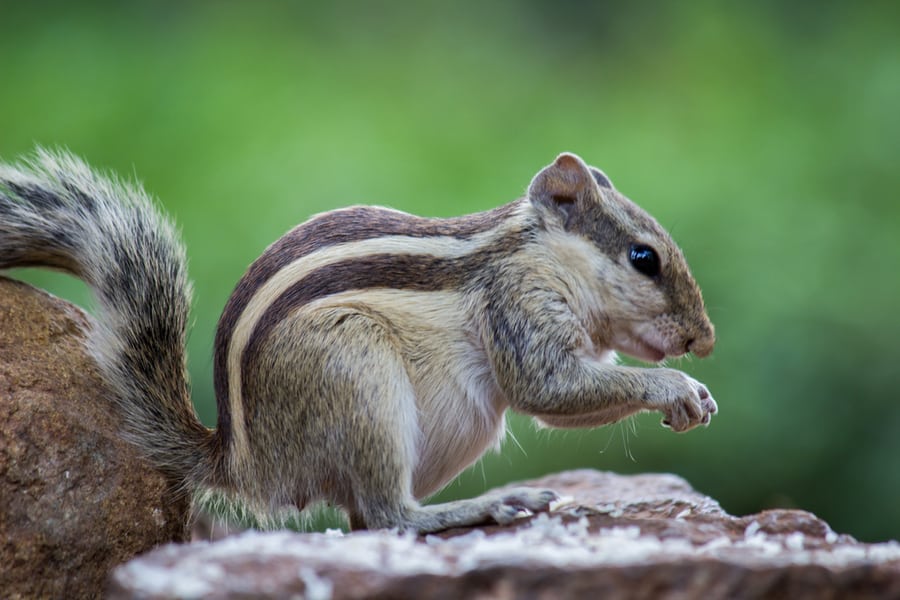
651 370 717 433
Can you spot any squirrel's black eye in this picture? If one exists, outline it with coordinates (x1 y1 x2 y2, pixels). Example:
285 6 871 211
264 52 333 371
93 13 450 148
629 244 661 278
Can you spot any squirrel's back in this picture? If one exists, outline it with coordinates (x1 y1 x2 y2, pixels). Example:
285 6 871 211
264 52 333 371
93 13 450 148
213 201 533 495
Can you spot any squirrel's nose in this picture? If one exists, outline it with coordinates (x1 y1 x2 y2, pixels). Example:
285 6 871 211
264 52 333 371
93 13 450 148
686 324 715 358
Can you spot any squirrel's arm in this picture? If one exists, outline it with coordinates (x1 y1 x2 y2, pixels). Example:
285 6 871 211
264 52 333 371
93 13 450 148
484 270 714 432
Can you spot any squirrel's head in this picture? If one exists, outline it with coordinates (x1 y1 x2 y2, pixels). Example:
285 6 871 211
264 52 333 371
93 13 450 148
528 152 715 362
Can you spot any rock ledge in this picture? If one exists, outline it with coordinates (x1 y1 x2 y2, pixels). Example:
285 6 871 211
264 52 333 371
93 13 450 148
110 470 900 600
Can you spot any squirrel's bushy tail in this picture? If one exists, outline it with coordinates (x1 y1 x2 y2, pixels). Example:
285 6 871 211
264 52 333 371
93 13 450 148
0 149 217 489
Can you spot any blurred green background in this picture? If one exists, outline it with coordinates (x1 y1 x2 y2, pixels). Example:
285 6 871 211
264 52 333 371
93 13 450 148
1 1 898 542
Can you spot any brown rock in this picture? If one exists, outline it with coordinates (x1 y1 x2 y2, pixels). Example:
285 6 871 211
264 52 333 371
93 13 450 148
110 469 900 599
0 278 189 600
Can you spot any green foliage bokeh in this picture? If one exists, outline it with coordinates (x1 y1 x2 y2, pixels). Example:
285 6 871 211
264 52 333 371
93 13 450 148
2 1 898 541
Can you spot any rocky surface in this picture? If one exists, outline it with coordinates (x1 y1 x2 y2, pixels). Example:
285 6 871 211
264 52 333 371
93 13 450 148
111 469 900 599
0 278 190 600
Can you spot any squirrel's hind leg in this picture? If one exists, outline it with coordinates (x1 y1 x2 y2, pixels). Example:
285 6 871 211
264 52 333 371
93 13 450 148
258 306 557 534
353 487 559 534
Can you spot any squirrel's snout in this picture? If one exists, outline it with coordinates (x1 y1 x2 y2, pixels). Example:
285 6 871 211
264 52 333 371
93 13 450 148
686 318 715 358
687 331 715 358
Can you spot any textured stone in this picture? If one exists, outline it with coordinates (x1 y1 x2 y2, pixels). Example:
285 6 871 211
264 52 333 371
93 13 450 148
0 278 189 600
111 469 900 599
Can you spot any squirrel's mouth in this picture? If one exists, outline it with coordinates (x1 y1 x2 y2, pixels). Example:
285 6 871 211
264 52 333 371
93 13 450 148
613 324 692 364
612 333 668 363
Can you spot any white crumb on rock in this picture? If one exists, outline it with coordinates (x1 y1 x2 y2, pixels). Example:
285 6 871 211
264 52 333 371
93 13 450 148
593 502 625 518
784 532 806 552
675 508 691 520
298 567 333 600
744 520 761 539
114 515 900 597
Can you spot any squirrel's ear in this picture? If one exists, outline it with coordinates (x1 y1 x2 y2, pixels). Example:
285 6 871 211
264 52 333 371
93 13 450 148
528 152 595 226
589 167 615 190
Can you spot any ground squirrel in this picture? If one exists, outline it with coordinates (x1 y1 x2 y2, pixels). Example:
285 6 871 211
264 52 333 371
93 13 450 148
0 150 716 533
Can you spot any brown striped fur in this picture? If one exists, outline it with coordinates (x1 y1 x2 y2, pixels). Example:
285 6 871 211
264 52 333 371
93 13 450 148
238 233 528 423
212 202 524 440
